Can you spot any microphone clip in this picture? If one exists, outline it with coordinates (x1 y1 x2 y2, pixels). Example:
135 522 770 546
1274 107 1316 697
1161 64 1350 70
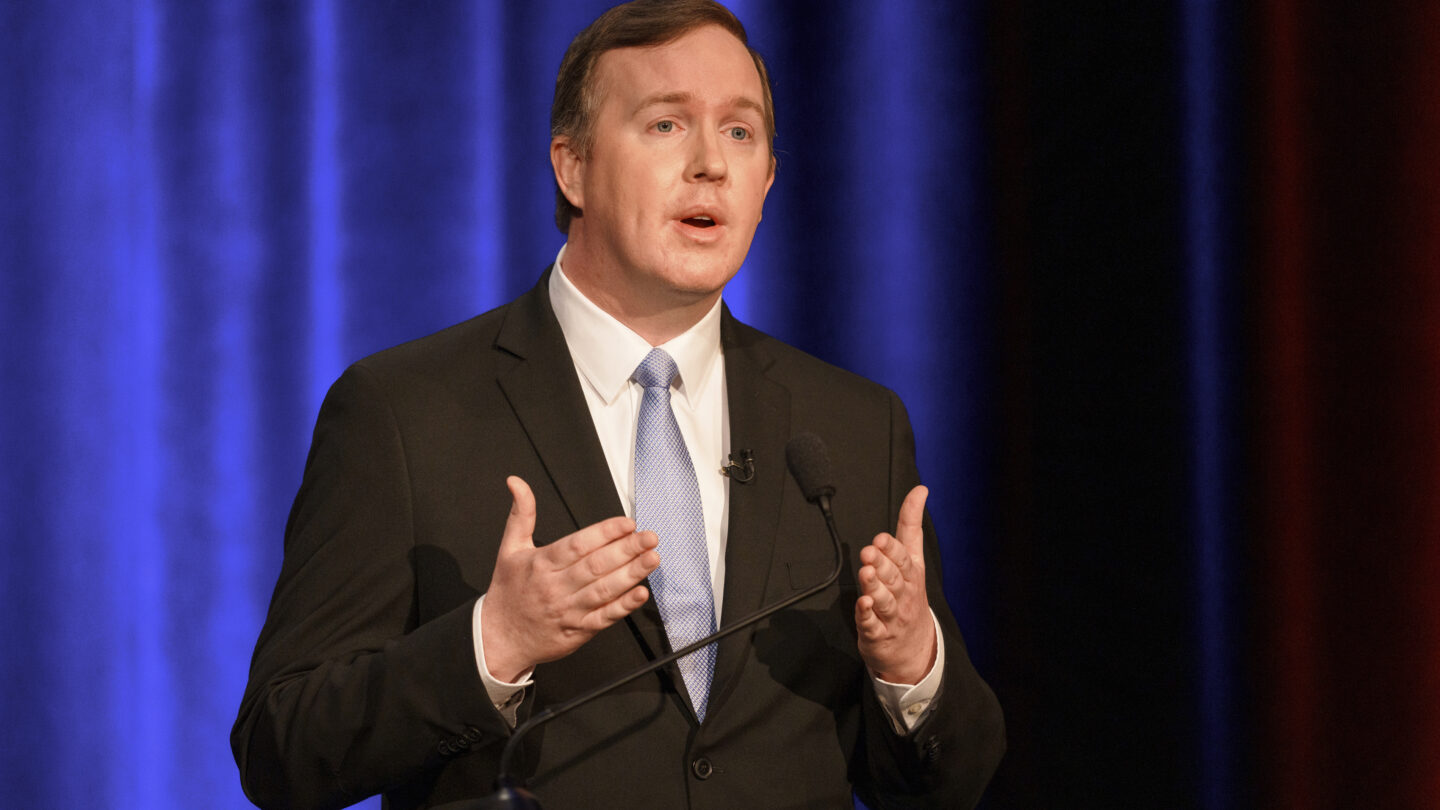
721 448 756 483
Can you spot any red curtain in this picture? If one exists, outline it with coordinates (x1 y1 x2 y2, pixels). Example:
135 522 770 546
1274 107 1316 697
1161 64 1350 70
1257 3 1440 806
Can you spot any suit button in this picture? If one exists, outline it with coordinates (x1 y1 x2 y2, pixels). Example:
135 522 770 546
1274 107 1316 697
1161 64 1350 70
464 727 482 743
923 736 941 764
691 757 714 780
438 741 453 757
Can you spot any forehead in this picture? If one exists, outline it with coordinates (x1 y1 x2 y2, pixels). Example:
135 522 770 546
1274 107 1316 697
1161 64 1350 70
590 25 763 111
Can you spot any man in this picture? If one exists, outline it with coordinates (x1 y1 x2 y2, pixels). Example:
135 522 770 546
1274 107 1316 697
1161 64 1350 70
233 2 1004 808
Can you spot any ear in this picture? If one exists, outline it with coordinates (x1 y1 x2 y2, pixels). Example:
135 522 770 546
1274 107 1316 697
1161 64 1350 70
551 137 585 211
759 155 776 219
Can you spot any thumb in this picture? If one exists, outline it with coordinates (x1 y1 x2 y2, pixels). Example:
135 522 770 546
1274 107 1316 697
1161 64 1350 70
499 475 537 554
897 485 928 554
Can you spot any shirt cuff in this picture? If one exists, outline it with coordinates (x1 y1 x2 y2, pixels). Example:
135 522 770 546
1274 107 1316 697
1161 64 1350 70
870 609 946 735
472 594 534 729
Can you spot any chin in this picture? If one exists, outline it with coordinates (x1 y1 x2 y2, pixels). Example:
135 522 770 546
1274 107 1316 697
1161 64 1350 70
667 262 741 298
640 250 735 293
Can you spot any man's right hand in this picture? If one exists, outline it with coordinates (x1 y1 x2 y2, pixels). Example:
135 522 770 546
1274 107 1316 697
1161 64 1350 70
480 475 660 682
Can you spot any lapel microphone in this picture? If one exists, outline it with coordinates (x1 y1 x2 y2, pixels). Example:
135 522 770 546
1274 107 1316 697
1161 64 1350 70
471 433 842 810
720 448 756 483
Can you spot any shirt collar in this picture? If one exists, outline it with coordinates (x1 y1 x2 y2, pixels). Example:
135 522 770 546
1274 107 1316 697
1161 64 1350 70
549 244 723 409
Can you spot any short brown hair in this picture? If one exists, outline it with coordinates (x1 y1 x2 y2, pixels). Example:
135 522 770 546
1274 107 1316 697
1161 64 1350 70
550 0 777 234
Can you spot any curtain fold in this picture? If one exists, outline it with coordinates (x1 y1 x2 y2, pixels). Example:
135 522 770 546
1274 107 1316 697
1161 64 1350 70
1254 3 1440 807
2 3 995 807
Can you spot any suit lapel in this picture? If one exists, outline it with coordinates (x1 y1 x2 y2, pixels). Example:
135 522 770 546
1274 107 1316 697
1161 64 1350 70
493 271 672 668
707 308 789 716
495 271 624 530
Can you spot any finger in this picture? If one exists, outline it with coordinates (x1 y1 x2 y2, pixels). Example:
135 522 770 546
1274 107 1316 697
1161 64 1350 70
498 476 538 554
869 577 899 617
576 527 659 576
574 545 661 607
545 514 639 569
864 538 905 592
859 541 898 579
565 528 659 584
859 563 899 617
873 532 918 584
583 583 652 630
855 596 887 640
895 485 928 555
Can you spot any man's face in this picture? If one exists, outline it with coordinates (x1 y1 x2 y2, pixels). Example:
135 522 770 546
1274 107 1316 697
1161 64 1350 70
555 25 774 317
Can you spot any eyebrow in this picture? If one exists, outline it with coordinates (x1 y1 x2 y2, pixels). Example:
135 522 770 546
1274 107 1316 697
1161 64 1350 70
632 91 765 119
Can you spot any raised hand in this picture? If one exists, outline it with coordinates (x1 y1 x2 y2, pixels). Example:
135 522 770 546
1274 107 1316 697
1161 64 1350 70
855 485 937 685
480 476 661 682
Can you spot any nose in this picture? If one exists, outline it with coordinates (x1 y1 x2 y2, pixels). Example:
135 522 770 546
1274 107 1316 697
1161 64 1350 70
688 128 727 182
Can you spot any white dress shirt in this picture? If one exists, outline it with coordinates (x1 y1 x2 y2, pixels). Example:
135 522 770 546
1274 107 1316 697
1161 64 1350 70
472 247 942 733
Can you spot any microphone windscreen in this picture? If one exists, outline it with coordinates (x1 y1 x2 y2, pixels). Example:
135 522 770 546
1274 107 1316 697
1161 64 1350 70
786 432 837 502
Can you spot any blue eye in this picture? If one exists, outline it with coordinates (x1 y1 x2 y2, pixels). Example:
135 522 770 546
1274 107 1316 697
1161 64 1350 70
655 120 674 133
730 127 749 140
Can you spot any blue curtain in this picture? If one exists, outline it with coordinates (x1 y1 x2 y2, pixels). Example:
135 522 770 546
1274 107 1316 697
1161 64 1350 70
2 1 1249 807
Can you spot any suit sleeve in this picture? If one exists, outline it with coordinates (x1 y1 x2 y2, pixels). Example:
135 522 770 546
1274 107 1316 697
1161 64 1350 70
231 364 509 810
855 391 1006 810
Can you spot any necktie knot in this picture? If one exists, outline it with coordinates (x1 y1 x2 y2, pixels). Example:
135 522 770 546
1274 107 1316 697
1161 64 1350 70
634 348 679 391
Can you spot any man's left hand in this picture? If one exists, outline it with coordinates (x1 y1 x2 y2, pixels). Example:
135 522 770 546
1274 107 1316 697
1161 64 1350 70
855 485 937 685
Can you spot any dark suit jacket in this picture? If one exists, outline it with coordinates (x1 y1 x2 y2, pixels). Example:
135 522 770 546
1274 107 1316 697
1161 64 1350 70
232 272 1004 810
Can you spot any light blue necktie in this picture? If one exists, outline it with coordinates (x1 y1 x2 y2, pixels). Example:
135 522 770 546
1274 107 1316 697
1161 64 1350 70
632 348 717 721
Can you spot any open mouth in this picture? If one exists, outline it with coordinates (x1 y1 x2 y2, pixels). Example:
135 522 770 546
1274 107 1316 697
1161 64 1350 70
681 214 717 228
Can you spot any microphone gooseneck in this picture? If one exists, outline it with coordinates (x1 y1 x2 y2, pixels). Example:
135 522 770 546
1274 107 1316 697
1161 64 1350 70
482 434 844 809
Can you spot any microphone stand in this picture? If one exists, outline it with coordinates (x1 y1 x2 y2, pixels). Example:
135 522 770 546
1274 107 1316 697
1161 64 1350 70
478 491 843 810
